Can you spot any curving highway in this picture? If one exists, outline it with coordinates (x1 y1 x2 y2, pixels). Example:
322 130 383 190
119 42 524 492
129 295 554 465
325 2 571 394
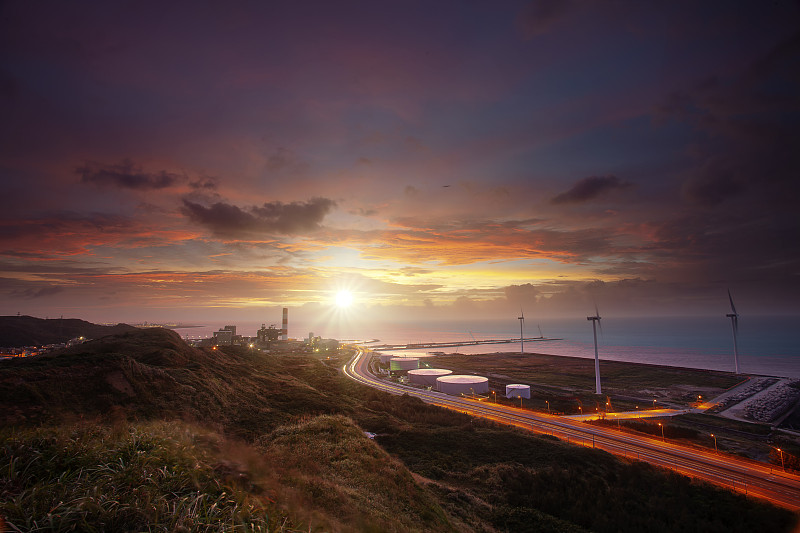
343 348 800 510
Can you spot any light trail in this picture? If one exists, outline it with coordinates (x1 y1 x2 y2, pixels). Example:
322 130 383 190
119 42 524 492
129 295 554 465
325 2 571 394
343 348 800 510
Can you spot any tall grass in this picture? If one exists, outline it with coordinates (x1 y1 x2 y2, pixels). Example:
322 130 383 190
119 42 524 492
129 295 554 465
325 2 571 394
0 421 298 532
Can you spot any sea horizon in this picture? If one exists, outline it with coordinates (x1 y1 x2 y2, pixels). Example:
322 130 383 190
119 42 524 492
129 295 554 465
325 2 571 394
175 314 800 378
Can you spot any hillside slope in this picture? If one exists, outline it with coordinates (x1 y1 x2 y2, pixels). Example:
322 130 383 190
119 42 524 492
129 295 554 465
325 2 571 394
0 315 138 348
1 328 795 532
0 327 349 435
0 328 460 531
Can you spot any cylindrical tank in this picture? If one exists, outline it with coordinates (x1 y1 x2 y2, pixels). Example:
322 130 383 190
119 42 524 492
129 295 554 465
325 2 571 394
389 357 419 372
378 353 393 364
436 375 489 395
408 368 452 387
505 384 531 399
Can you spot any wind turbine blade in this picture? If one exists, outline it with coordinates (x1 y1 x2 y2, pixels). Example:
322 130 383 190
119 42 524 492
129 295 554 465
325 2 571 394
728 289 738 316
733 315 739 334
596 305 603 335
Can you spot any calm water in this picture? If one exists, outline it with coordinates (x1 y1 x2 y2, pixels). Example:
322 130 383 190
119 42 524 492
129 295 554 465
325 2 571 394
176 315 800 378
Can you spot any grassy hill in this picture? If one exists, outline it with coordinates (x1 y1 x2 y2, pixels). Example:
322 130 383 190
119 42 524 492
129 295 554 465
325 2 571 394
0 315 138 348
1 328 796 532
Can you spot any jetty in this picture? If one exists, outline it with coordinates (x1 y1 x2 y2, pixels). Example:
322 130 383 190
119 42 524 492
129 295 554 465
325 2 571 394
370 336 561 351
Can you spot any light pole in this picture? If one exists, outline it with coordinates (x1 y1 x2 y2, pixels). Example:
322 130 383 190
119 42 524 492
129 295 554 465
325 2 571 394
658 423 664 442
711 433 717 454
492 391 497 403
652 399 657 409
546 400 550 414
777 448 785 471
578 405 583 415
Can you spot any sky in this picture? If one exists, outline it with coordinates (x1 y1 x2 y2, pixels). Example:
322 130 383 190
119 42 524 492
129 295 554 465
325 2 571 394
1 0 799 329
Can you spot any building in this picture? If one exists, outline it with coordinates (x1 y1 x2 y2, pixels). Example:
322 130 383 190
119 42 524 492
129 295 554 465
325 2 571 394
257 323 281 345
212 328 233 346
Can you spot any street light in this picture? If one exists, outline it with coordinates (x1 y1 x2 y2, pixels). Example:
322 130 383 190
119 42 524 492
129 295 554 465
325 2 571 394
546 400 550 414
653 399 657 409
711 433 717 454
578 405 583 415
658 422 664 442
777 448 785 471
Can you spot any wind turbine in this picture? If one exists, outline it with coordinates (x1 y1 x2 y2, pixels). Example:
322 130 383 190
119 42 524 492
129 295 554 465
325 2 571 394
587 306 602 394
727 290 740 374
518 309 525 354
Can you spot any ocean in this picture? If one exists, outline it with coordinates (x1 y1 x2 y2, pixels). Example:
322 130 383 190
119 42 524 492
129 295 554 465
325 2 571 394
175 315 800 378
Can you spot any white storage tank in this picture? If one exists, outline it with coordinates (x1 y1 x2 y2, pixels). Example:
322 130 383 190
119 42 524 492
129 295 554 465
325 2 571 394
408 368 452 387
436 375 489 396
389 357 419 372
506 384 531 399
378 353 393 364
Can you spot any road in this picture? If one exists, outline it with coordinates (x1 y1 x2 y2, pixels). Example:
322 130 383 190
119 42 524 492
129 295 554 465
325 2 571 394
343 348 800 511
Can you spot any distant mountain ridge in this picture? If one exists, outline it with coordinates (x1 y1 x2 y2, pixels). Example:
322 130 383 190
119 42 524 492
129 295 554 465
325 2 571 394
0 315 138 348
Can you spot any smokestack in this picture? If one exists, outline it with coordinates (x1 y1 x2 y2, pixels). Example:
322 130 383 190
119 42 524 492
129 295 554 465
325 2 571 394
281 307 288 340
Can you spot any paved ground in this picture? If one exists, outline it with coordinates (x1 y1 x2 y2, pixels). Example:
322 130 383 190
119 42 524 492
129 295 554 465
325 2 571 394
564 408 693 421
716 377 800 424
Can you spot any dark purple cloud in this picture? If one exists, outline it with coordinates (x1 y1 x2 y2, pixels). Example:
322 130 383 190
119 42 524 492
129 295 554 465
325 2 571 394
78 160 183 190
188 177 219 191
551 176 632 205
181 198 336 238
13 285 65 299
516 0 575 38
657 30 800 207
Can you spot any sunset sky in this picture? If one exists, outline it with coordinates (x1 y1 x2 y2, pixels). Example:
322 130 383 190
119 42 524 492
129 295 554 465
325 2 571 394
1 1 798 327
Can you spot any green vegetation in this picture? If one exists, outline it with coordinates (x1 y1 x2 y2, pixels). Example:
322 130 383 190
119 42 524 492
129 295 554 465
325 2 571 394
1 329 797 531
260 415 453 532
0 421 281 532
435 352 744 400
0 315 137 348
365 394 795 533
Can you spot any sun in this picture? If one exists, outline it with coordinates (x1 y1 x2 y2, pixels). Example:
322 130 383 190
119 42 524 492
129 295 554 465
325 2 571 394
335 290 354 308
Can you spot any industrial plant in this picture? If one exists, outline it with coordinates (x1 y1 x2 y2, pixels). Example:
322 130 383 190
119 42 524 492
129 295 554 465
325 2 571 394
188 308 340 354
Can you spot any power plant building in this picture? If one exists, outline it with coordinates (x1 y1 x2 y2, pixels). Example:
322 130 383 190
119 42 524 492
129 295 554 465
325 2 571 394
212 328 233 345
436 375 489 396
408 368 452 387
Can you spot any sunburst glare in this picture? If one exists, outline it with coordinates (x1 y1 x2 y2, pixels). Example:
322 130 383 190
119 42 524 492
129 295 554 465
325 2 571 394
335 290 354 309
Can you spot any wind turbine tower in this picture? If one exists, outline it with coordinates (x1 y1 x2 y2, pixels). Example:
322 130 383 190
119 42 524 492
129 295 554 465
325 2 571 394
727 290 740 374
518 310 525 354
587 309 602 394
